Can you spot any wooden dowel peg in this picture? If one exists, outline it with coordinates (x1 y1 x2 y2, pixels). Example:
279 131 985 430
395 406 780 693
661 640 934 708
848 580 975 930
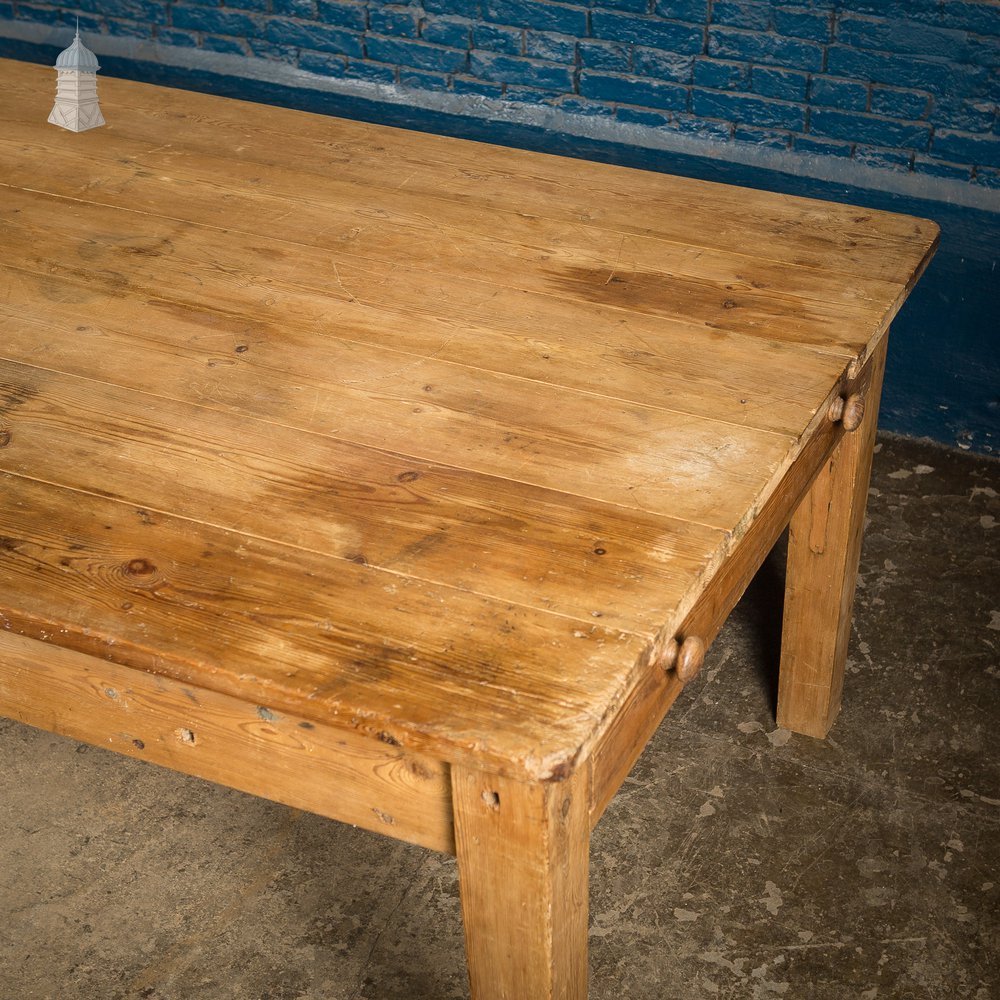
675 636 706 684
827 393 865 432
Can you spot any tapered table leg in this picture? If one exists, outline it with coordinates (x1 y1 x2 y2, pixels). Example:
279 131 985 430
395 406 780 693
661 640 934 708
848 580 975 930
777 338 888 738
453 763 590 1000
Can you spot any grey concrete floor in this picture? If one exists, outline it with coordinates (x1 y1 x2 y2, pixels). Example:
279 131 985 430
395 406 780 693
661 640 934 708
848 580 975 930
1 433 998 1000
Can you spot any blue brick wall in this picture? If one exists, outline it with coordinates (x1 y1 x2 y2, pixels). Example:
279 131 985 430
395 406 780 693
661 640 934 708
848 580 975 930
5 1 1000 185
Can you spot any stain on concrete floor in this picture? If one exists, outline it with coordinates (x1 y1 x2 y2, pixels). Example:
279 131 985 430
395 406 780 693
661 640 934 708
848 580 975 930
1 433 997 1000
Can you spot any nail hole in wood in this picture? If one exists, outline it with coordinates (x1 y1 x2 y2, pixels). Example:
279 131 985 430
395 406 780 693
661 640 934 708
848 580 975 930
176 728 196 745
482 790 500 810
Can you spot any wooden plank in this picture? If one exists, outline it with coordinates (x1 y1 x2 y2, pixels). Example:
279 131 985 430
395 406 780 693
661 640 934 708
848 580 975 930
588 344 885 819
777 338 888 737
0 58 939 285
0 472 652 780
0 630 454 852
0 166 895 361
0 358 720 631
0 338 796 533
453 763 589 1000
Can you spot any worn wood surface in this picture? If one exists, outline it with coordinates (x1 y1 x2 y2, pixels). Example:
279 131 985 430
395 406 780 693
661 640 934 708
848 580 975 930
0 631 454 852
454 763 590 999
0 57 938 782
777 338 889 738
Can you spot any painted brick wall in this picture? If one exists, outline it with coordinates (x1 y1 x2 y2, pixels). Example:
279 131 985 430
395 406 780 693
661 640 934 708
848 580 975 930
4 0 1000 187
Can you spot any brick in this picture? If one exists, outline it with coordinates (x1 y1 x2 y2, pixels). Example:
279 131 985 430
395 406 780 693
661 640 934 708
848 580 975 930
79 0 168 24
595 0 649 12
346 58 397 82
826 46 990 97
271 0 314 15
421 16 472 49
481 0 588 36
559 96 615 116
579 69 689 110
172 5 259 35
316 0 367 30
298 49 349 74
203 34 250 54
671 113 732 139
615 106 675 127
525 31 577 64
969 33 1000 68
473 23 523 55
369 5 421 37
107 18 154 37
809 75 868 111
452 75 504 96
227 0 269 12
633 46 695 82
693 57 749 90
837 13 971 62
422 0 478 14
248 38 299 61
808 108 931 150
794 135 853 158
752 65 807 101
934 98 998 133
158 27 200 47
470 50 575 90
266 18 363 55
692 87 806 130
367 34 467 70
708 27 824 72
578 39 631 72
912 155 973 181
734 123 792 149
932 128 1000 168
592 10 705 53
972 166 1000 189
853 145 913 172
869 86 930 120
772 6 831 43
653 0 709 25
0 1 13 16
504 85 560 105
400 67 450 90
16 5 63 24
710 1 770 31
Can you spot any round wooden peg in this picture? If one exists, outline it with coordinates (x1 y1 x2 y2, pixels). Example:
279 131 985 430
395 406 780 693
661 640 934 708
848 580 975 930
655 636 679 673
675 636 705 685
841 393 865 432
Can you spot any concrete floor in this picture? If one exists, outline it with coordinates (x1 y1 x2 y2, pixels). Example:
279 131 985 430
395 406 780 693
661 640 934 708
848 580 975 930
1 433 997 1000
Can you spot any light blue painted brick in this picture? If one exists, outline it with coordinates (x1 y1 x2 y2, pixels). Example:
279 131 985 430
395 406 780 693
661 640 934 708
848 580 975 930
837 13 971 62
654 0 709 25
633 46 694 82
422 0 478 15
826 45 989 96
615 106 675 127
869 86 930 120
316 0 367 30
525 31 577 64
933 128 1000 167
369 5 421 37
692 87 806 130
226 0 269 13
912 155 973 181
595 0 649 12
421 16 472 48
579 70 689 110
734 123 792 149
671 113 732 139
473 23 523 55
248 37 299 61
693 57 749 89
592 10 704 52
752 65 807 101
158 27 201 47
972 166 1000 188
771 6 831 42
809 108 931 150
809 75 868 111
794 135 853 157
266 18 364 55
299 49 350 74
481 0 588 36
559 96 615 116
172 6 259 36
710 1 770 31
934 98 997 133
452 75 504 95
578 39 631 72
708 26 824 72
853 144 913 172
469 50 574 90
504 85 560 105
79 0 168 24
203 34 251 55
366 34 467 70
346 58 397 82
271 0 315 17
400 67 451 90
107 19 155 37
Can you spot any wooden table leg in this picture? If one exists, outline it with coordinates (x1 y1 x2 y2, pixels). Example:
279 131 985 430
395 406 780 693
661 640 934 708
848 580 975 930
777 338 888 738
453 763 590 1000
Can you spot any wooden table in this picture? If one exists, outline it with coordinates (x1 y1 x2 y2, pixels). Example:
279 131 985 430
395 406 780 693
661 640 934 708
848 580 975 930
0 57 937 998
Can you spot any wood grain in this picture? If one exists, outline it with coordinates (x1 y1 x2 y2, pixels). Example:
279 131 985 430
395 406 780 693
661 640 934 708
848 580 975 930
0 630 454 852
